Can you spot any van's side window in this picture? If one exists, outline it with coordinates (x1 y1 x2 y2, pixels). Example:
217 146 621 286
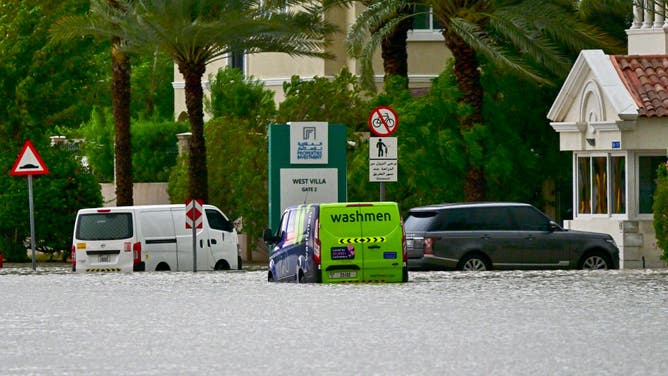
276 212 289 240
285 210 298 244
205 209 233 232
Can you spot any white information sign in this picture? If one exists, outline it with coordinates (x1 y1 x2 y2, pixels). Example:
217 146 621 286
289 121 328 164
369 137 398 182
280 168 338 212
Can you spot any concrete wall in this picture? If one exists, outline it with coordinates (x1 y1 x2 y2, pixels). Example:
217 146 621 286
563 217 665 269
100 182 170 206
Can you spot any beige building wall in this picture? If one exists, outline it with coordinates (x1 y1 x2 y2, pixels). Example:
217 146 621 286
172 4 451 117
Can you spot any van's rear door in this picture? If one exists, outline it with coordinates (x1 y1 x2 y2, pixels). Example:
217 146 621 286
73 209 135 273
319 203 365 282
319 202 403 282
357 203 403 282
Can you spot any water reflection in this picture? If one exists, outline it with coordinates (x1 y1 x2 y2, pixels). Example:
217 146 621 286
1 267 667 375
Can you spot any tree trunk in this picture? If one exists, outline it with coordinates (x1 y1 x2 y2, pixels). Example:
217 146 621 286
112 36 133 206
179 61 208 203
443 30 485 202
380 7 412 86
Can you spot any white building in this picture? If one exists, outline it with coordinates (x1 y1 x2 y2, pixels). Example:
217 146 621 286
548 1 668 268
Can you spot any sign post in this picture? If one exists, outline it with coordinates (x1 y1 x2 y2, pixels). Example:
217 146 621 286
10 140 49 271
185 198 203 272
368 106 399 201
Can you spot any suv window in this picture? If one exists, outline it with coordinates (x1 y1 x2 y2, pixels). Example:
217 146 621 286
462 207 514 231
510 206 550 231
405 211 439 231
440 208 468 230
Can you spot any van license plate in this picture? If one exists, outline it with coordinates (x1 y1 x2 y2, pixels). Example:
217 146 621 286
99 255 109 263
329 271 357 279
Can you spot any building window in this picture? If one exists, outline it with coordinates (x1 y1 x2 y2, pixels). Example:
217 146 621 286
639 156 665 214
578 157 591 214
229 51 244 71
611 156 626 214
412 6 442 31
577 155 626 215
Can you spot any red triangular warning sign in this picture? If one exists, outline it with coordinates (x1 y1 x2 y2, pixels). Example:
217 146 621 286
11 140 49 176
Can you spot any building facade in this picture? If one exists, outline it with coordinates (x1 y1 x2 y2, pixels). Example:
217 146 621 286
172 4 451 118
548 1 668 268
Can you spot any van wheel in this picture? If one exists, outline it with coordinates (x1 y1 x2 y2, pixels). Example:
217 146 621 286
296 270 304 283
402 266 408 282
579 252 611 270
458 254 490 271
237 255 242 270
155 262 171 271
214 260 230 270
268 272 274 282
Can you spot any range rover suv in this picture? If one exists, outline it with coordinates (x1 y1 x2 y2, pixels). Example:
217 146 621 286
404 202 619 271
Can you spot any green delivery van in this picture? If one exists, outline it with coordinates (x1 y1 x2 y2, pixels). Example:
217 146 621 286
263 202 408 283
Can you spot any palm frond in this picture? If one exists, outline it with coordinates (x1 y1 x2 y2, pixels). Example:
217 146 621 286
505 0 624 54
449 17 552 85
488 8 572 77
346 0 411 57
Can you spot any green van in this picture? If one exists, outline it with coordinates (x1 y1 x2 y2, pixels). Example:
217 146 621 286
263 202 408 283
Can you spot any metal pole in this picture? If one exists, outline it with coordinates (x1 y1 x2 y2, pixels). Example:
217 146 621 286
28 175 36 271
380 182 385 201
192 223 197 273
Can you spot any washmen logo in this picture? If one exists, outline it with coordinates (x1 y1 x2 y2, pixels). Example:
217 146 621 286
329 210 392 223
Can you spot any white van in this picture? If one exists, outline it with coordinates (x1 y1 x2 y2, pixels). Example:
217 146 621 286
72 204 241 273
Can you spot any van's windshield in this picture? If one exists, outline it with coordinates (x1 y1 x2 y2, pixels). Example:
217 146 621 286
76 213 133 240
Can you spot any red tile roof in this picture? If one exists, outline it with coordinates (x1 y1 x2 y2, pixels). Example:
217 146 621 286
611 55 668 117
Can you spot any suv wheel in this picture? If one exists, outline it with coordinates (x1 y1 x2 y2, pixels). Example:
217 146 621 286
459 254 490 271
580 253 610 270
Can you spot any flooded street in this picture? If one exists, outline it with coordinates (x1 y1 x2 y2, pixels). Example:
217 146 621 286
1 267 667 375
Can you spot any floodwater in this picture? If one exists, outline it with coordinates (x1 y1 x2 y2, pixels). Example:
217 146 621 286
1 266 667 376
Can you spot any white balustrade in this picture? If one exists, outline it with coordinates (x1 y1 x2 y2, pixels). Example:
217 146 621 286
632 0 667 29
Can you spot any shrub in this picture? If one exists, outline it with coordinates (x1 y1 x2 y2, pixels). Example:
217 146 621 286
653 161 668 261
78 108 188 182
204 67 275 123
0 143 102 262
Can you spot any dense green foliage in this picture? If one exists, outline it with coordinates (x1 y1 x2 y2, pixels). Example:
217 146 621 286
0 0 107 261
0 144 102 261
0 0 109 141
205 117 269 255
170 68 276 255
131 52 175 121
0 0 177 260
653 162 668 261
276 68 371 132
205 68 275 122
80 0 340 203
76 108 189 183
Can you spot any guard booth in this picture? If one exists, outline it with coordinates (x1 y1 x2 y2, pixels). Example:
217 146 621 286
547 1 668 268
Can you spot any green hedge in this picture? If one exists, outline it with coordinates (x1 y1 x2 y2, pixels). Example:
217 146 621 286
653 162 668 261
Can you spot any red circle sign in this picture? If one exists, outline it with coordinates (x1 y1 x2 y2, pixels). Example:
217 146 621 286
368 106 399 136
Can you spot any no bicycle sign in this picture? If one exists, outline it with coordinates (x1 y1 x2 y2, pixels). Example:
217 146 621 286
368 106 399 137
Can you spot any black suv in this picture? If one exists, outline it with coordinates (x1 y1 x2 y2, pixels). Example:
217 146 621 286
404 202 619 271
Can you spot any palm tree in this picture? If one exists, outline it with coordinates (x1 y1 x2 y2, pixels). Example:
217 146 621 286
51 0 134 206
348 0 622 201
347 1 415 89
357 1 414 88
102 0 337 202
109 0 133 206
